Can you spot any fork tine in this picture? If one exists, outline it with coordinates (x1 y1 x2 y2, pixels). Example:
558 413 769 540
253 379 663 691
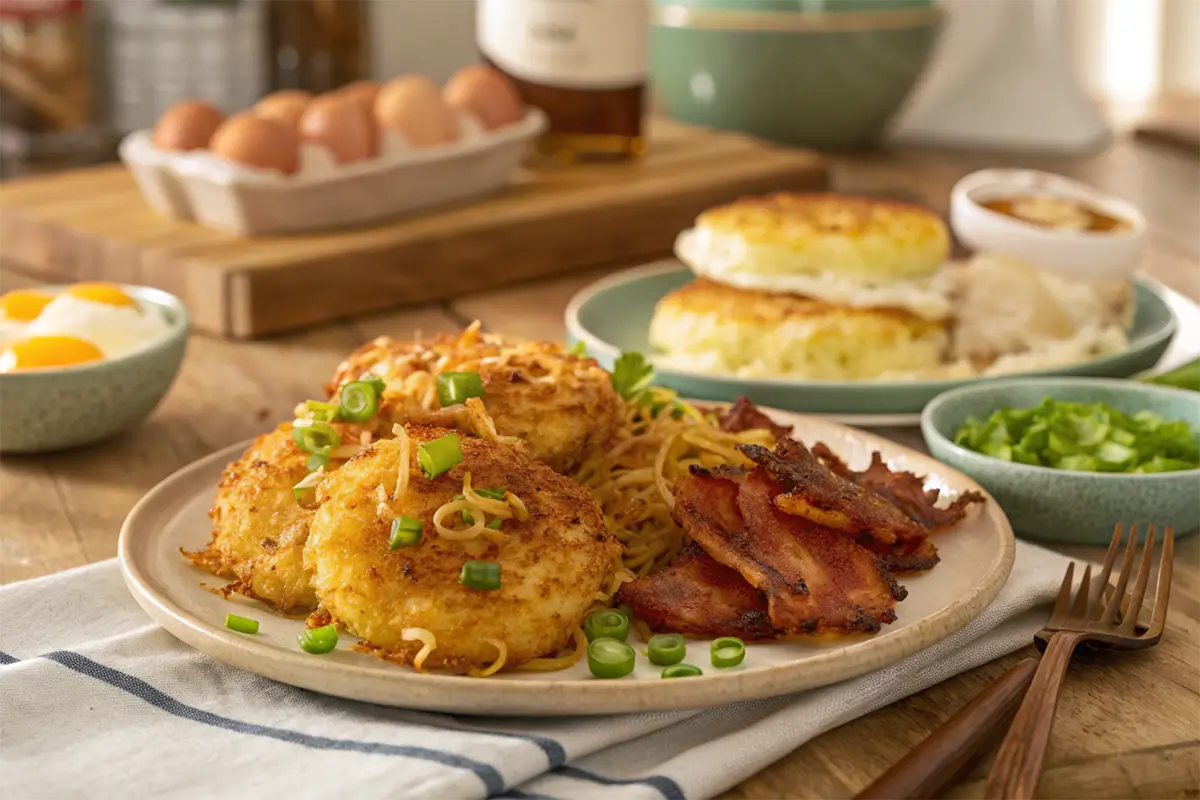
1048 561 1076 628
1118 525 1157 635
1147 527 1176 640
1101 523 1142 625
1088 523 1125 621
1069 564 1092 623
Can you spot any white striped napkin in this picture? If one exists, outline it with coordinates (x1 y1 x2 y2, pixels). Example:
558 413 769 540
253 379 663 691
0 541 1070 800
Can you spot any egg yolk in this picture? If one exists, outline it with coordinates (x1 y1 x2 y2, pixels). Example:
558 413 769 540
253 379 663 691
66 283 137 307
0 290 52 322
0 336 105 372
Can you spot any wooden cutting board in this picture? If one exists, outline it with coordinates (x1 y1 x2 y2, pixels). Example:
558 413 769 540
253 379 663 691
0 119 828 338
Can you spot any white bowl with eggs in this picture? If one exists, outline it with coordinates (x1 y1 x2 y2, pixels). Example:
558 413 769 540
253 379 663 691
120 67 548 236
950 168 1147 282
0 283 188 454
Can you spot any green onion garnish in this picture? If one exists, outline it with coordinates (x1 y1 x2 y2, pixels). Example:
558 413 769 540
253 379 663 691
647 633 686 666
389 516 423 549
292 419 341 455
298 624 338 654
305 400 341 422
486 517 503 531
460 560 501 591
710 636 746 668
417 433 463 479
306 451 330 473
363 376 387 395
436 371 485 407
587 637 636 679
454 487 507 524
225 614 259 635
952 396 1200 473
338 380 381 423
292 468 324 504
568 341 587 357
584 609 630 643
662 664 702 679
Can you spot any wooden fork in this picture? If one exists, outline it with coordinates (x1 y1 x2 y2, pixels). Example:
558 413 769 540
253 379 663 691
983 523 1175 800
859 525 1176 800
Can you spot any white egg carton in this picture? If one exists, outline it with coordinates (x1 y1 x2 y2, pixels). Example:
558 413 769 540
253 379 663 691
118 108 548 236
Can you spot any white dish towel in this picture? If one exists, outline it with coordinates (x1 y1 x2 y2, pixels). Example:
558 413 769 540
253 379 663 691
1 541 1071 800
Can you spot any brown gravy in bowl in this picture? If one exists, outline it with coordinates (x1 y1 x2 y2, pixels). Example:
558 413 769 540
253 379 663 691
982 195 1131 233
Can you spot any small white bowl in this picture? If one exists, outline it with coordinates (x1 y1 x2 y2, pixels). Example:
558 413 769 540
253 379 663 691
950 169 1146 282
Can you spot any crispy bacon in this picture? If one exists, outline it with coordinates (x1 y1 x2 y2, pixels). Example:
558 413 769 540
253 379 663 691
739 439 924 546
811 444 985 533
718 396 793 439
617 545 776 640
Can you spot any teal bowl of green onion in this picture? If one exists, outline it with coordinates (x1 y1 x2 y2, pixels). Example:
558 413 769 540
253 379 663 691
922 377 1200 545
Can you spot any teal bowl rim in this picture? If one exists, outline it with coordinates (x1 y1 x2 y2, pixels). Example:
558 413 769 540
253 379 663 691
0 283 190 378
651 2 942 30
920 376 1200 482
564 262 1179 394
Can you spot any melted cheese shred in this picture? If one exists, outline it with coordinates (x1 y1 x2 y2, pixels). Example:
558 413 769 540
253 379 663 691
432 498 488 541
513 627 588 673
401 628 437 673
466 639 509 678
391 423 412 501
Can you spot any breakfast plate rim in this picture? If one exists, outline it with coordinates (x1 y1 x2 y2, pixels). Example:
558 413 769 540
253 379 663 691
119 407 1015 716
563 260 1179 426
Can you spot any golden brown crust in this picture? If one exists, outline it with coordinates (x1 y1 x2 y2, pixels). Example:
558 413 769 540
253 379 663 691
304 426 620 672
655 278 940 330
326 326 623 474
696 192 948 250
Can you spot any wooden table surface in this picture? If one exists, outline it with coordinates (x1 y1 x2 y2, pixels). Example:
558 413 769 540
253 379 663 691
2 126 1198 799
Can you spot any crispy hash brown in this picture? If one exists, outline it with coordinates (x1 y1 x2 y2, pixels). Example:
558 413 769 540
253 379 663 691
325 322 622 473
304 425 619 673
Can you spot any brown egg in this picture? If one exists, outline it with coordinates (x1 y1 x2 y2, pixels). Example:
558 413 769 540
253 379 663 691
152 100 225 151
374 75 459 148
339 80 381 117
254 90 313 130
298 94 377 164
443 65 524 131
210 113 301 175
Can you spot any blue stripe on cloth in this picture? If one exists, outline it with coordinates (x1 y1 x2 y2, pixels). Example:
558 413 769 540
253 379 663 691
556 766 686 800
0 651 18 665
40 651 507 796
450 721 567 767
497 790 557 800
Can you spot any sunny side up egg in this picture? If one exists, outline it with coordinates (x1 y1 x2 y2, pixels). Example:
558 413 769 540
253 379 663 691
0 283 172 372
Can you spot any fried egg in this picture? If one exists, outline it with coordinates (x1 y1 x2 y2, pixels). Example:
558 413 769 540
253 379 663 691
25 283 171 359
0 289 53 345
0 335 104 372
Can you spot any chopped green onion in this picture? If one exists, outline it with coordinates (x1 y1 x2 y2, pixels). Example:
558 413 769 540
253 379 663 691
417 433 463 479
647 633 686 666
436 371 485 407
362 376 387 395
305 400 341 422
292 469 324 504
662 664 703 679
711 636 746 668
460 560 501 591
298 624 338 654
225 614 259 635
587 637 636 679
389 516 423 549
306 451 330 473
568 341 587 357
584 609 630 643
338 380 382 423
952 397 1199 474
486 517 503 531
292 419 341 455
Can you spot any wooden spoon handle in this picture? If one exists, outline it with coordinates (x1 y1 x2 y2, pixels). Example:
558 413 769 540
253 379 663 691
984 632 1084 799
855 657 1039 800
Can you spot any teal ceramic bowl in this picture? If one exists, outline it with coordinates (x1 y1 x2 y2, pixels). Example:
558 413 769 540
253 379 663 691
0 285 189 454
565 264 1177 420
922 378 1200 544
651 0 942 149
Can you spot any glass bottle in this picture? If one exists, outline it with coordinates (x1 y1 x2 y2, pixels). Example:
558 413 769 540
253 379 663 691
477 0 649 161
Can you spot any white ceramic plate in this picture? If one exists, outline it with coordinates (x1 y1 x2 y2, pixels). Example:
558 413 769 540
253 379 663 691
119 408 1015 716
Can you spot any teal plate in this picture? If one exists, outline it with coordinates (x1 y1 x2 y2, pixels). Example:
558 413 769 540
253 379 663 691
565 262 1178 424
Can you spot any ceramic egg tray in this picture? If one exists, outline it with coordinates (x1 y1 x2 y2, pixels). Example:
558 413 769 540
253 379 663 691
118 110 547 236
